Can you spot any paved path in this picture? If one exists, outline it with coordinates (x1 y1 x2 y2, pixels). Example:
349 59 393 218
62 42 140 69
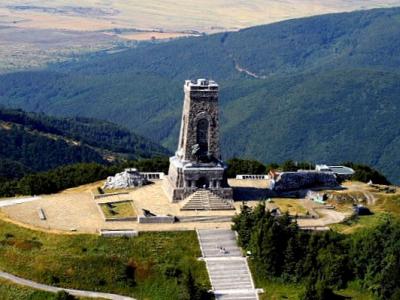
0 196 41 208
197 229 260 300
0 270 135 300
297 208 347 228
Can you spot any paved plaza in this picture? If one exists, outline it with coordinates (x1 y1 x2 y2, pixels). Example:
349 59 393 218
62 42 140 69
0 178 364 234
0 179 267 233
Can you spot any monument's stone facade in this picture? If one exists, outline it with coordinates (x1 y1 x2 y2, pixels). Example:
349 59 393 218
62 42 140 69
164 79 233 202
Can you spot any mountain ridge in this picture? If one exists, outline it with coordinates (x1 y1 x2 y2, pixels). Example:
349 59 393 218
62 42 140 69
0 107 169 181
0 7 399 183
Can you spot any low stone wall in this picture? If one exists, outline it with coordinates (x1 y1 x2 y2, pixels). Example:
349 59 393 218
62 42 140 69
236 174 268 180
99 229 138 237
104 216 138 222
93 192 129 200
138 216 175 224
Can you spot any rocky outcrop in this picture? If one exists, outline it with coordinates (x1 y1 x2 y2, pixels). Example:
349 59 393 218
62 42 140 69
273 171 338 192
103 168 147 189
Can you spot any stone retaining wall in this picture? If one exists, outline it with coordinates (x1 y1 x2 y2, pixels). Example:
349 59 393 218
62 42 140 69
274 171 338 192
93 192 129 199
138 216 175 224
99 229 139 237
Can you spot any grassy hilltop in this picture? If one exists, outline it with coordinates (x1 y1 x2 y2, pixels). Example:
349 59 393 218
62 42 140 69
0 219 210 299
0 8 400 183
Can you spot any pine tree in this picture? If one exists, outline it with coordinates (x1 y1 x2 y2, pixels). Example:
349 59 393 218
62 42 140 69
283 236 300 282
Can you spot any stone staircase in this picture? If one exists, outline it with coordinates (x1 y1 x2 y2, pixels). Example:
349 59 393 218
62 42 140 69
197 229 260 300
180 189 235 211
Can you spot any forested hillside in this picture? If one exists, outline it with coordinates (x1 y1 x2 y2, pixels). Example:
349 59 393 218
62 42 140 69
233 203 400 299
0 8 399 183
0 107 169 181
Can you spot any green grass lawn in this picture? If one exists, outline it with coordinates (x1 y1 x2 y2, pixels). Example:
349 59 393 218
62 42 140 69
0 219 209 299
330 193 400 234
0 278 57 300
0 278 95 300
255 278 375 300
99 201 137 219
374 194 400 216
248 259 304 300
330 212 388 234
257 279 304 300
336 281 376 300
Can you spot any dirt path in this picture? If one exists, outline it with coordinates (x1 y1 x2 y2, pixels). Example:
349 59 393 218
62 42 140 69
363 191 376 205
296 198 348 228
234 61 266 79
0 196 41 207
343 182 378 205
0 270 135 300
220 32 266 80
297 208 347 228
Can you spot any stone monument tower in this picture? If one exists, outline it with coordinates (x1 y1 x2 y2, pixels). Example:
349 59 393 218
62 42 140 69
164 79 233 202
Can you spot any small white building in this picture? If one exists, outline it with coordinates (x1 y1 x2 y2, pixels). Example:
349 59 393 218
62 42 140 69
315 164 332 172
315 164 355 179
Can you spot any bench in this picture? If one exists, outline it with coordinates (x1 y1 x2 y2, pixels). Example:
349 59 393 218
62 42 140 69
38 208 46 220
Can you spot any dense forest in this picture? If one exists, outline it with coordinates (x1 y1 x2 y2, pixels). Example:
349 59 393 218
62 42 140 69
233 203 400 300
0 157 169 197
0 107 169 182
0 8 399 183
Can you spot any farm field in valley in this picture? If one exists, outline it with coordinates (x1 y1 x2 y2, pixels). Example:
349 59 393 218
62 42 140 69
2 0 400 72
2 1 400 33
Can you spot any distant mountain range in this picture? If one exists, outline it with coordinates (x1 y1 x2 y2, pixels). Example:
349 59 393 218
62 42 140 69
2 1 400 73
0 7 399 183
0 107 169 181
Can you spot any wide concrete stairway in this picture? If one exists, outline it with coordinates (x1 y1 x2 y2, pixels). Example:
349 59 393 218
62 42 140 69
197 229 260 300
181 189 234 211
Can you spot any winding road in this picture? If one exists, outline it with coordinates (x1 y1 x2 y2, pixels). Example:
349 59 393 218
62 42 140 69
220 32 267 80
234 61 266 79
0 270 135 300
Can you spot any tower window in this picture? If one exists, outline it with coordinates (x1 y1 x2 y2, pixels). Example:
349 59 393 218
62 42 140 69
197 118 209 155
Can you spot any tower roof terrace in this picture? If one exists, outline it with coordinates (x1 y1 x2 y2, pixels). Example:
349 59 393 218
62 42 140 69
184 79 218 91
